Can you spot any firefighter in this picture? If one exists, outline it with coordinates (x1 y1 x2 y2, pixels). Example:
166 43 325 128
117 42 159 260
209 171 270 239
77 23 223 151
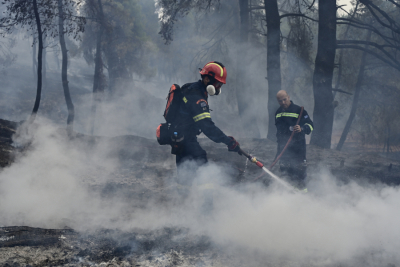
171 61 241 202
275 90 314 190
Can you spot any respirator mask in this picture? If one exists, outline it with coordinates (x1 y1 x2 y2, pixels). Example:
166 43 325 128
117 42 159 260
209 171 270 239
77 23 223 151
206 80 223 96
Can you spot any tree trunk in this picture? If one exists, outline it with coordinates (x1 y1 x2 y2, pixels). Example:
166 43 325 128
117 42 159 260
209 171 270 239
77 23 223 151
58 0 75 136
239 0 249 43
104 40 132 95
90 0 105 135
382 137 386 153
32 41 37 82
264 0 281 141
42 35 47 91
30 0 43 122
309 0 337 149
54 50 60 70
105 44 119 94
386 124 390 155
235 0 260 137
336 30 371 151
333 2 358 99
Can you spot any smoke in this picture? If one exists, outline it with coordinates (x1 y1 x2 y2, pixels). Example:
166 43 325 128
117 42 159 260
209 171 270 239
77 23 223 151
1 1 399 265
207 177 400 265
0 119 129 229
0 120 400 266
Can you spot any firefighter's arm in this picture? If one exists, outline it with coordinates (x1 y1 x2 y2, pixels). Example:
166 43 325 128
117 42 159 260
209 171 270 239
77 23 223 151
299 110 314 135
200 120 241 154
196 119 232 145
184 95 231 145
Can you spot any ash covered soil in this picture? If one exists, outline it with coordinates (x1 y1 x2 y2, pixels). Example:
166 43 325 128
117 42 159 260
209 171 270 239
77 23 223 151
0 118 399 267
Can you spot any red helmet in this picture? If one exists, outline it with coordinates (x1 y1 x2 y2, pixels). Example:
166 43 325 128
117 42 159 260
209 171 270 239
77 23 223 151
199 61 227 84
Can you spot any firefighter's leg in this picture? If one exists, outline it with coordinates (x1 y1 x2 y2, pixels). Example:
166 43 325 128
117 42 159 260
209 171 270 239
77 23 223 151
287 159 307 191
197 180 214 214
182 140 214 214
175 154 196 199
175 141 208 200
295 160 307 190
278 157 305 190
279 160 288 173
279 159 291 178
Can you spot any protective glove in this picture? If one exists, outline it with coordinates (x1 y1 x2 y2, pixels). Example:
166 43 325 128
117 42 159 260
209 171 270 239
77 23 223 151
227 136 242 155
290 125 302 133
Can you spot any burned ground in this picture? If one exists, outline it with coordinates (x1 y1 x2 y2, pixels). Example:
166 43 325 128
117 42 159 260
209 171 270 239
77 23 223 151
0 226 216 266
0 118 399 266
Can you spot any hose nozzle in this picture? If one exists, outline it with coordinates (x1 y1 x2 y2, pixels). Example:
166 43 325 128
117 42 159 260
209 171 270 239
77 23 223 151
251 157 264 168
239 149 265 169
255 161 264 168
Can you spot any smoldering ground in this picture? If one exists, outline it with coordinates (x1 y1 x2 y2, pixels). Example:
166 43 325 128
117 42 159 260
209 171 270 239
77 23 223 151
1 120 400 266
0 44 398 267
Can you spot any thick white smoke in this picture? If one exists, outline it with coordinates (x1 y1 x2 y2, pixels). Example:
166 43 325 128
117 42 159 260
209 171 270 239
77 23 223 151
0 2 397 264
207 179 400 265
1 121 400 266
0 119 129 230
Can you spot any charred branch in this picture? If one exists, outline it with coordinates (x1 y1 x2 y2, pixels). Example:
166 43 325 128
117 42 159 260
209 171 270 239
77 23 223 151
387 0 400 8
280 13 318 23
337 40 400 68
337 20 398 46
337 39 400 53
307 0 316 9
332 88 353 95
336 44 400 71
359 0 400 35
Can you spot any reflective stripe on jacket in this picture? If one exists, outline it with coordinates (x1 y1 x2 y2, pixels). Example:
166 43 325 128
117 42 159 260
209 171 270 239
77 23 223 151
275 101 314 161
175 80 231 145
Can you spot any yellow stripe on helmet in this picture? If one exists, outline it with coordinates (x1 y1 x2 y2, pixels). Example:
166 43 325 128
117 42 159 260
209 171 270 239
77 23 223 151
206 63 224 77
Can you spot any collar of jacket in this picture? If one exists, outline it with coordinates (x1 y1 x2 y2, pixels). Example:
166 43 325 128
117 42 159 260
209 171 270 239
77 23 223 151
195 80 208 98
281 100 294 112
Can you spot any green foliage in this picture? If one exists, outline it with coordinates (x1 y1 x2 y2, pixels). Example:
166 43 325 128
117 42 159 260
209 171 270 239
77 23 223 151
81 0 154 91
0 37 16 70
142 0 238 83
155 0 221 43
0 0 85 40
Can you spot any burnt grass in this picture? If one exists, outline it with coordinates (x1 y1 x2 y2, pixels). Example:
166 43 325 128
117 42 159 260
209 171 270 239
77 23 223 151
0 118 400 266
1 226 213 266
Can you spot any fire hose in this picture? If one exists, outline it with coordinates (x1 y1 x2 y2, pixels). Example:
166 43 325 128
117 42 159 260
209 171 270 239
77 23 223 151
239 106 304 186
238 148 293 190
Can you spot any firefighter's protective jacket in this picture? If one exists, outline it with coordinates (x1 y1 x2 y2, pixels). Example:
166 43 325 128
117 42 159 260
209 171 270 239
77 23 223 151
176 80 231 146
275 101 314 162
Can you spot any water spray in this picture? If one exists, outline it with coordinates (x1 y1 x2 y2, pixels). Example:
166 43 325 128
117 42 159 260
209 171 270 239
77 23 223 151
237 106 305 191
238 149 294 191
